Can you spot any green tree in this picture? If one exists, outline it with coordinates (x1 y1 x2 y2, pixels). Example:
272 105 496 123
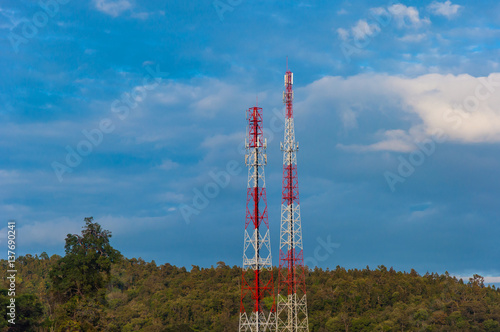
50 217 121 301
11 294 44 332
0 290 45 332
484 319 500 331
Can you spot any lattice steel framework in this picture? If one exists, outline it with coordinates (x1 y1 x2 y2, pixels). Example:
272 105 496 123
276 69 309 331
239 106 276 332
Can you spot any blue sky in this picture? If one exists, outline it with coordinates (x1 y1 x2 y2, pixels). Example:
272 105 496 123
1 0 500 281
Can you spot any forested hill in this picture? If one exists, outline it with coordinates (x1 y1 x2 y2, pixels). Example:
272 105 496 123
2 219 500 331
3 257 500 331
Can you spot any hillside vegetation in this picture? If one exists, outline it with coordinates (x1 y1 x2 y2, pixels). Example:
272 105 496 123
2 218 500 331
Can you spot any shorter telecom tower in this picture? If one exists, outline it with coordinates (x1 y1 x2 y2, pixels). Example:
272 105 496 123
239 105 276 332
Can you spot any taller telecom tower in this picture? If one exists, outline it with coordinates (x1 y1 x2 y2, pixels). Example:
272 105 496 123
276 67 309 331
239 106 276 332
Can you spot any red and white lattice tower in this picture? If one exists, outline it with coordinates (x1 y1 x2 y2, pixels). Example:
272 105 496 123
239 105 276 332
276 67 309 331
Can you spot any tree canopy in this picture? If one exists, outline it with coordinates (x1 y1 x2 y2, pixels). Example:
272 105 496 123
50 217 121 301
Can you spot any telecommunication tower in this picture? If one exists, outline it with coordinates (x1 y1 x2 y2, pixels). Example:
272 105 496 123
239 106 276 331
276 67 309 331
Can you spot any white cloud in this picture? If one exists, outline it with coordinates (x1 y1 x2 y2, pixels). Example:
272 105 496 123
151 79 255 119
158 192 184 203
428 1 461 18
398 33 426 43
395 73 500 143
300 73 500 152
351 19 381 40
336 28 349 41
336 20 381 42
341 107 358 129
156 159 179 171
408 207 439 222
370 7 388 17
388 4 430 28
0 169 28 185
201 133 244 149
93 0 132 17
337 5 428 43
338 130 415 153
4 218 82 247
